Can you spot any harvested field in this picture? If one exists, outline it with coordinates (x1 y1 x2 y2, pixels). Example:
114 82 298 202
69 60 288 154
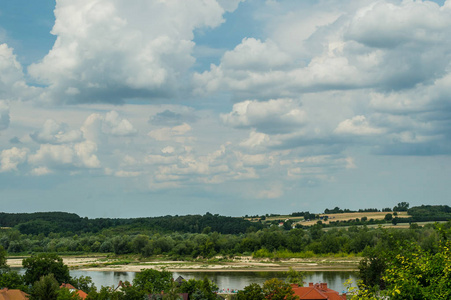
298 211 409 226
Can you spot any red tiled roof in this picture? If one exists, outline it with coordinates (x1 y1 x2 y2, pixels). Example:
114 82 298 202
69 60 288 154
292 283 346 300
60 283 88 299
75 289 88 299
60 283 76 290
0 288 29 300
295 288 328 299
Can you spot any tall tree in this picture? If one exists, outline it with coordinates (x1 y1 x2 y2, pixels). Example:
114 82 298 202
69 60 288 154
29 274 60 300
262 278 297 300
236 283 264 300
133 268 173 294
22 253 71 285
0 245 9 274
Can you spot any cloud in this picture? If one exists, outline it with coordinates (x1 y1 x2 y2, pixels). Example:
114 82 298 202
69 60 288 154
239 131 270 149
30 166 52 176
220 38 291 72
0 44 24 100
149 109 198 126
194 1 451 98
335 115 386 136
148 123 193 143
81 111 137 142
28 141 100 169
216 0 244 12
257 183 283 199
345 1 451 49
104 111 137 136
0 147 28 172
30 119 83 144
27 0 229 104
221 98 306 134
0 44 39 102
114 170 142 177
0 100 10 130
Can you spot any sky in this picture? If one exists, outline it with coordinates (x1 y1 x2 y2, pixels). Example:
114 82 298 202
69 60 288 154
0 0 451 218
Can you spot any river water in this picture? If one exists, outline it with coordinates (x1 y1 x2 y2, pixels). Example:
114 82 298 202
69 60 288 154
69 270 358 293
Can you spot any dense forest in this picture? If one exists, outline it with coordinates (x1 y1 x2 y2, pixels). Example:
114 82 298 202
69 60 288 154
0 204 449 258
0 212 262 236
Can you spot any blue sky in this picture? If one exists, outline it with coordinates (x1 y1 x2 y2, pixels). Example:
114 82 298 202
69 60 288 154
1 0 451 218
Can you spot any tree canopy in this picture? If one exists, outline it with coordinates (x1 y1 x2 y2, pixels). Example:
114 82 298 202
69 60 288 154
22 253 71 285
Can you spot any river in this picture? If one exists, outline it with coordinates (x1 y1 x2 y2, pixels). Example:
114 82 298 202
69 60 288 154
68 270 358 293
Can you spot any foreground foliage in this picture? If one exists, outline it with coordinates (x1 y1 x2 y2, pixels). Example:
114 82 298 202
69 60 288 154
355 223 451 299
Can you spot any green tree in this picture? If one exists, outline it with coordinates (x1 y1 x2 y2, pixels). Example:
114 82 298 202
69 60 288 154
29 274 60 300
71 275 96 294
57 287 83 300
121 282 145 300
112 235 130 255
133 268 173 294
393 202 409 212
0 271 27 291
23 253 71 285
262 278 297 300
358 247 387 290
236 283 264 300
382 239 451 299
357 224 451 299
86 286 125 300
391 217 398 226
163 280 181 300
179 277 218 300
0 245 9 274
284 267 305 286
132 234 150 255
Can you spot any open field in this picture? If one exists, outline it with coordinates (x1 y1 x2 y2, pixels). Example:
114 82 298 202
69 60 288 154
7 255 360 272
245 216 305 222
299 211 409 226
246 211 410 227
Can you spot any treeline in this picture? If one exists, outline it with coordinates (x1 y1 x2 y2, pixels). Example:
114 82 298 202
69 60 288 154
1 204 450 258
0 212 262 236
323 202 412 214
1 221 448 258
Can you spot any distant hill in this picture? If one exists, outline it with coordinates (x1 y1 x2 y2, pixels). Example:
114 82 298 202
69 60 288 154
0 211 262 236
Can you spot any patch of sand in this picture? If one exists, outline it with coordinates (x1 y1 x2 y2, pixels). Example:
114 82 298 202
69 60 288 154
8 256 360 273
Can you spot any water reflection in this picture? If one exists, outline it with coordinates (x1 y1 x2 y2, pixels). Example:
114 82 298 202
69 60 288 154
70 270 135 288
171 271 357 292
13 268 357 292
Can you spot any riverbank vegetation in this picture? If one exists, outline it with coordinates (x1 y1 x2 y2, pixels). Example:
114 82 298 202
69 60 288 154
0 204 449 260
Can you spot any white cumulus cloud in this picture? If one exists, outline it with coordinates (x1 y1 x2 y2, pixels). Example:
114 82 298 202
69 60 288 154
148 123 193 143
30 119 83 144
221 99 306 134
0 147 29 172
335 115 386 136
28 0 228 104
28 141 100 170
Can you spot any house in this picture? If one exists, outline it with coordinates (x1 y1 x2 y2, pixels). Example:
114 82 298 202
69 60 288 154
175 276 185 287
60 283 88 299
292 283 347 300
0 288 29 300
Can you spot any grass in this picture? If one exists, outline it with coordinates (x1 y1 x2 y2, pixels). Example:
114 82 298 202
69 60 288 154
253 249 362 260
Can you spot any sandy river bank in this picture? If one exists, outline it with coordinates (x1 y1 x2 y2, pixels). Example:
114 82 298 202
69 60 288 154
7 255 360 273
